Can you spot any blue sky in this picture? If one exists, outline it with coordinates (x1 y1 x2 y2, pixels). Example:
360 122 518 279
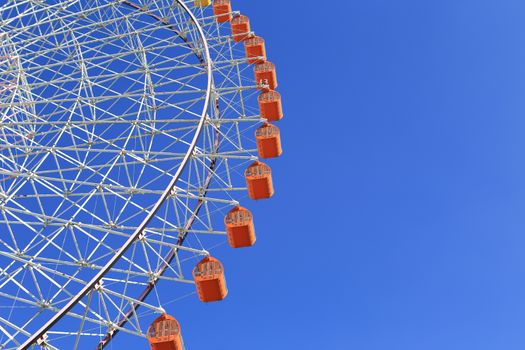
116 0 525 349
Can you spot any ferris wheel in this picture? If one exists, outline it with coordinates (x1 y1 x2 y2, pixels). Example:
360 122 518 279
0 0 284 349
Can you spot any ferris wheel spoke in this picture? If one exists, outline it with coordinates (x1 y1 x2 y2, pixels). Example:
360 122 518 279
13 21 199 90
0 317 27 347
20 75 205 154
0 144 161 236
0 251 167 332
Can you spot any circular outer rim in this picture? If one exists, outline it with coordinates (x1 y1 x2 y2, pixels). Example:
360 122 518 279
17 1 213 348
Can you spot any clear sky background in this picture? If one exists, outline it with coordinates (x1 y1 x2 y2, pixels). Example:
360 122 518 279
117 0 525 349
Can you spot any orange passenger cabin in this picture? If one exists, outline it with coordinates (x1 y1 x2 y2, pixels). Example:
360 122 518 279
258 91 283 122
245 161 274 200
193 256 228 302
231 15 251 42
213 0 232 23
254 61 278 90
225 205 256 248
256 124 282 159
244 36 266 64
147 314 183 350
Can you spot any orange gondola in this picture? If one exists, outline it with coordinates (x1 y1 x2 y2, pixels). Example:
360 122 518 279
258 90 283 122
256 124 282 159
244 36 266 64
245 161 274 200
147 314 183 350
231 15 251 42
254 61 278 90
225 206 256 248
213 0 232 23
193 256 228 302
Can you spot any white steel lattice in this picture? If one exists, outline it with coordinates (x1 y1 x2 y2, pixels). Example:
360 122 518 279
0 0 270 349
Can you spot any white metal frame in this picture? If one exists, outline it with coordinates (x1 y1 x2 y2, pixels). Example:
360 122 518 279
17 1 212 348
0 1 268 348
